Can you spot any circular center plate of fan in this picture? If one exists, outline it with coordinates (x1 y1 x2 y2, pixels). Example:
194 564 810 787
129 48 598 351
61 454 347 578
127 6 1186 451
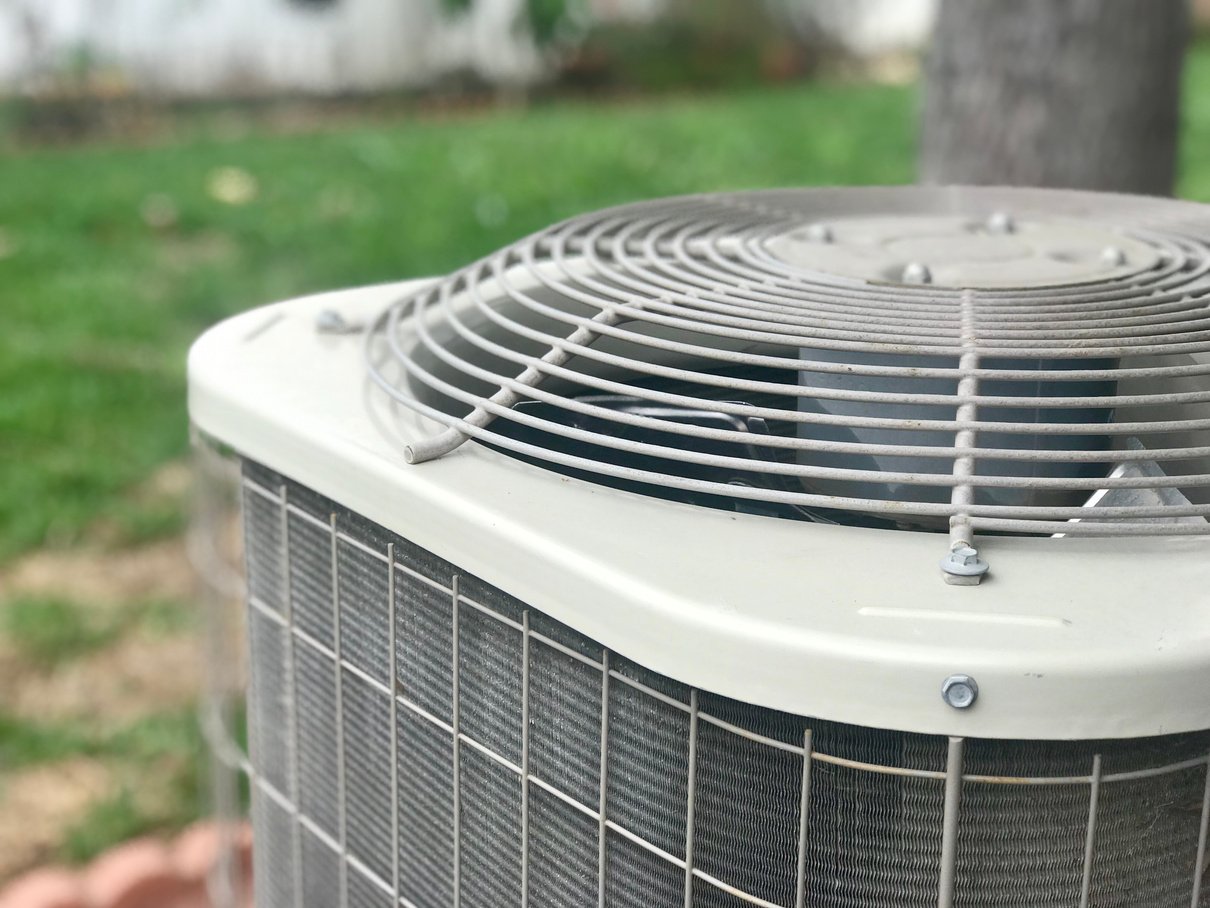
765 215 1160 288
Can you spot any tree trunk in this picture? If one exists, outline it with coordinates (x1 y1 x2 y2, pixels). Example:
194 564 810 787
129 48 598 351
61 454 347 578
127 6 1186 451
919 0 1189 196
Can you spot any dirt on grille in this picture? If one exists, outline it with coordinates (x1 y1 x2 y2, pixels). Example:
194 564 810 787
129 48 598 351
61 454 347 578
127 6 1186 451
0 758 114 881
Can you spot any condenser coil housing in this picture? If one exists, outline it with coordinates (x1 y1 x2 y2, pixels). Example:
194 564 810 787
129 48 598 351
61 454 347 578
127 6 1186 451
189 188 1210 908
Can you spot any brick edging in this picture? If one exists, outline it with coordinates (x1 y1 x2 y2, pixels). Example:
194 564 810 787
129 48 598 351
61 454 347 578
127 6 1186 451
0 823 252 908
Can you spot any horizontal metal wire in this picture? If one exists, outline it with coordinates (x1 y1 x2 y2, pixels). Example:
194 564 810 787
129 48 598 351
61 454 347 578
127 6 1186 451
365 187 1210 536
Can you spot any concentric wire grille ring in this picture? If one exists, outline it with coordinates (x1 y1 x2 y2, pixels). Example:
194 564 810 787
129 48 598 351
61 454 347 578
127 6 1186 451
365 187 1210 538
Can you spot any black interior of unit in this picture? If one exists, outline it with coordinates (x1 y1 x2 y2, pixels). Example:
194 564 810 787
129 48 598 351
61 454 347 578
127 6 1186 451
404 302 1153 534
485 367 941 531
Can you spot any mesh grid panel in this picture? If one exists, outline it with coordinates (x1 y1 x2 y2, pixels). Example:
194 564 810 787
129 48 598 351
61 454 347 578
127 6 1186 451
397 707 454 908
528 784 598 907
460 744 523 906
295 643 339 833
529 642 602 808
342 669 393 884
395 567 454 724
240 463 1210 908
252 793 296 908
301 827 342 908
288 511 334 645
348 868 395 908
458 604 524 764
605 827 685 908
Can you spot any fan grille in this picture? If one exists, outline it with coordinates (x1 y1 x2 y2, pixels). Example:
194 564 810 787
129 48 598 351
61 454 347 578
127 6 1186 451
365 187 1210 537
237 462 1210 908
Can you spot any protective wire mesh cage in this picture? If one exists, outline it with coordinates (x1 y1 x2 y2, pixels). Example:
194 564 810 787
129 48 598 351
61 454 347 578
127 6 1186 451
364 187 1210 544
195 447 1210 908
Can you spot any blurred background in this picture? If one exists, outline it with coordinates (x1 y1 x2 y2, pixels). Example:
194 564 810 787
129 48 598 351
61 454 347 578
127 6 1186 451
0 0 1206 894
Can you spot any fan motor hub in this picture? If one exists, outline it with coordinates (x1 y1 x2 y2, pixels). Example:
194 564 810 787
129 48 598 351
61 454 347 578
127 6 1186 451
766 214 1160 288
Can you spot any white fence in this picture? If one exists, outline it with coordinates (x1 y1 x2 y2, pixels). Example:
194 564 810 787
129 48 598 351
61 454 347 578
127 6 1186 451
0 0 931 97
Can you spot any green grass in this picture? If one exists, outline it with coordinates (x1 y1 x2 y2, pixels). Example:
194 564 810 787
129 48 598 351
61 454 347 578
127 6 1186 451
0 598 125 667
58 708 205 865
59 790 147 864
1182 43 1210 200
0 597 192 668
0 79 915 562
0 707 206 864
0 710 93 769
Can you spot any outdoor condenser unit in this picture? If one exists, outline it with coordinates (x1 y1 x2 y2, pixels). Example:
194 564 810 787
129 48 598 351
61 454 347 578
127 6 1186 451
189 187 1210 908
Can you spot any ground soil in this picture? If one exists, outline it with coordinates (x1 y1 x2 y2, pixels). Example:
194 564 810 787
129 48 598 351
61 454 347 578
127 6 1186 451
0 462 213 881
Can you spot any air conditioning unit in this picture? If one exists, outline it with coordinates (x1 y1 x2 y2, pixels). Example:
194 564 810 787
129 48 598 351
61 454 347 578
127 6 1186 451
189 186 1210 908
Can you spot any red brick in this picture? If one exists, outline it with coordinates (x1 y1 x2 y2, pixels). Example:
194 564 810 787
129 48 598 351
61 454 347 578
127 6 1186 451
170 823 221 885
234 823 253 876
0 867 84 908
82 839 187 908
160 891 211 908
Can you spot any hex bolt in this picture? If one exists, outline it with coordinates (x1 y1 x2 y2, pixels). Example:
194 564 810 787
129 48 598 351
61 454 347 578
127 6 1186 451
902 261 932 284
940 543 989 585
986 211 1015 234
806 222 833 243
315 309 363 335
1101 245 1127 266
941 674 979 710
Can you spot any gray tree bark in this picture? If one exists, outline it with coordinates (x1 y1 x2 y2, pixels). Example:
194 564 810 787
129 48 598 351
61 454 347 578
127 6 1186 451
920 0 1189 196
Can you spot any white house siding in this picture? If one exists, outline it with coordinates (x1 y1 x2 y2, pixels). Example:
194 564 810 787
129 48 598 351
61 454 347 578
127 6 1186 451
768 0 937 57
0 0 541 95
0 0 934 96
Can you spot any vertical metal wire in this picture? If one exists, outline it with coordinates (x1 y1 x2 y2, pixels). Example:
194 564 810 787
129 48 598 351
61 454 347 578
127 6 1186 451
949 290 980 551
405 308 624 464
683 689 700 908
520 610 531 908
386 543 400 904
795 728 813 908
239 486 262 908
451 574 462 908
938 736 966 908
330 513 349 908
1192 757 1210 908
279 486 303 908
1079 754 1104 908
598 650 611 908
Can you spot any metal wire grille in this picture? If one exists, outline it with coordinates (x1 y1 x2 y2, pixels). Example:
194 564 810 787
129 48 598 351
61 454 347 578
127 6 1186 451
233 461 1210 908
363 187 1210 539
